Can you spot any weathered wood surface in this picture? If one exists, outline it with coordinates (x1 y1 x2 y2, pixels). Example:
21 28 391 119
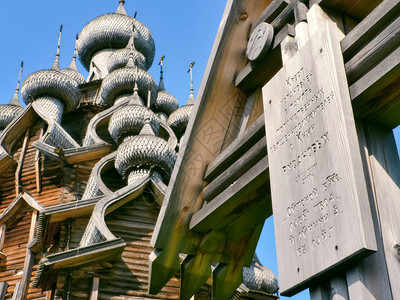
342 0 400 128
202 137 267 202
204 115 265 183
262 5 377 295
246 22 274 62
190 155 270 236
310 0 382 19
149 0 272 299
0 282 8 300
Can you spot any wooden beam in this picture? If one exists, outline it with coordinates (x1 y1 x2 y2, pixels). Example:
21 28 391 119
0 224 6 251
309 0 382 20
345 15 400 85
251 0 290 33
203 138 267 202
190 156 269 233
341 0 400 61
204 114 265 182
235 24 294 91
348 46 400 128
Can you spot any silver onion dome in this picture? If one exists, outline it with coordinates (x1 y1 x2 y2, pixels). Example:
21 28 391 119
0 62 23 130
167 104 193 139
242 258 279 294
21 26 81 114
76 1 155 71
108 87 160 143
60 35 86 85
100 62 157 107
107 47 146 73
21 69 81 113
154 90 179 121
114 122 176 183
107 19 147 73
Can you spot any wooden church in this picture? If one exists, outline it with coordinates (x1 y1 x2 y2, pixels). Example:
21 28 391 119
0 0 399 299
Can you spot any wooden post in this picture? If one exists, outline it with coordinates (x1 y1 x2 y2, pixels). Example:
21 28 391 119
12 282 21 300
0 282 8 300
0 224 6 252
15 129 30 196
90 277 99 300
13 210 38 300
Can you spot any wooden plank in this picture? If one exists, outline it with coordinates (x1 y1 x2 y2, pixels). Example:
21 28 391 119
345 15 400 85
12 282 21 300
251 0 290 33
309 0 382 20
203 138 267 202
190 156 270 234
349 123 400 299
15 130 30 196
341 0 400 61
348 46 400 129
204 114 265 182
262 5 377 295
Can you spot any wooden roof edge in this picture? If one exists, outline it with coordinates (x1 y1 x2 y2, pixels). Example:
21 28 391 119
32 238 126 288
43 197 103 217
0 192 43 225
83 98 130 146
0 104 37 155
80 176 163 247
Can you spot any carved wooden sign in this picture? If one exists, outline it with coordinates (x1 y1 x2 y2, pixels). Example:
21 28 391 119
262 6 377 296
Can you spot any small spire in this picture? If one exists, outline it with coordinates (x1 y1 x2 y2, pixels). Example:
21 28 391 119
187 61 195 105
67 34 79 70
130 12 137 52
115 0 127 15
51 25 63 70
158 56 165 91
9 61 24 106
129 82 142 105
139 117 155 136
125 12 138 68
147 84 152 108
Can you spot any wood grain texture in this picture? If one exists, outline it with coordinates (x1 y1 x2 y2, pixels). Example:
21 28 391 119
262 5 376 295
149 0 272 297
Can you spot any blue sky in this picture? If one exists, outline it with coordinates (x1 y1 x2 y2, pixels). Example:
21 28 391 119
1 1 397 300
